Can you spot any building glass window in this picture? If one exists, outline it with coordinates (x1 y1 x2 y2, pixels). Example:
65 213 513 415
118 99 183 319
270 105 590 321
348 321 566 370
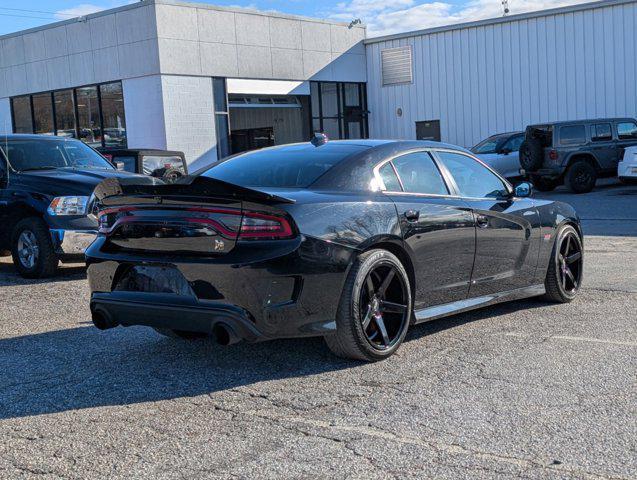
54 90 76 138
11 97 33 134
32 93 54 135
213 77 231 159
10 81 127 148
100 82 127 147
310 82 368 141
76 86 102 148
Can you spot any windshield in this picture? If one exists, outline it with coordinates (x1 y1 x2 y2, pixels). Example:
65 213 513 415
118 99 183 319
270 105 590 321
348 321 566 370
471 134 509 154
201 143 368 188
0 138 113 172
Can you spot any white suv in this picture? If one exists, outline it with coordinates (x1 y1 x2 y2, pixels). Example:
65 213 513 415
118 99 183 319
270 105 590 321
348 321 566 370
619 146 637 184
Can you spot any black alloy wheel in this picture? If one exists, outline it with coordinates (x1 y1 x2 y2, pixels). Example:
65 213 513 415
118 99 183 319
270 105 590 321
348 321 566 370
359 264 409 351
566 161 597 194
544 225 583 303
325 249 412 361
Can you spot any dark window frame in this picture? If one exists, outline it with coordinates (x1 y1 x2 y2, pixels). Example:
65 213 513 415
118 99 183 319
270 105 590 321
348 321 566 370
9 80 127 148
213 77 231 160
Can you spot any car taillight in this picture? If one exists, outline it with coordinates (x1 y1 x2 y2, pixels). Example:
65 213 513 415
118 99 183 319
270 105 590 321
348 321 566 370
549 149 559 161
97 206 294 240
238 211 294 240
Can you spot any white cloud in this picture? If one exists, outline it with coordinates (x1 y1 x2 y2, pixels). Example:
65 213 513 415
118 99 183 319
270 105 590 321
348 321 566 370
331 0 594 37
55 1 133 20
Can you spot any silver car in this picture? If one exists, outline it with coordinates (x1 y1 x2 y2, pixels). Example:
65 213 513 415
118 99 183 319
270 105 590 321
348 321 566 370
471 132 524 180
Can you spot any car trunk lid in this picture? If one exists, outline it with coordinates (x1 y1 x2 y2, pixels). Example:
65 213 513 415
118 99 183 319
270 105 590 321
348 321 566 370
94 176 295 256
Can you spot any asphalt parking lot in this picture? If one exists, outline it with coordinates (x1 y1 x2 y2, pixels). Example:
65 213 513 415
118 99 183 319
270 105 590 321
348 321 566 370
1 180 635 479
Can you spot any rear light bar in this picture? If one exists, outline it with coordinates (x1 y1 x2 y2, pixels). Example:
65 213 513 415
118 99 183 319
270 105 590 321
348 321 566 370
97 206 294 240
239 211 293 240
549 149 559 161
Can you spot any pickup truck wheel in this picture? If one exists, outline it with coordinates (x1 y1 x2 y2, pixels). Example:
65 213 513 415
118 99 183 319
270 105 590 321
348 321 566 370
531 176 558 192
11 217 59 278
566 161 597 194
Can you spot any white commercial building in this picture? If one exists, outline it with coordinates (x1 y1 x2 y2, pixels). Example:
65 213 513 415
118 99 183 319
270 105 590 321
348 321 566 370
1 0 637 164
0 0 367 168
365 0 637 147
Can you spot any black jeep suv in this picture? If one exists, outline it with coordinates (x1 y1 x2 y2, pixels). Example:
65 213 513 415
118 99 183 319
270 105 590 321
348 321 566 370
0 135 136 278
519 118 637 193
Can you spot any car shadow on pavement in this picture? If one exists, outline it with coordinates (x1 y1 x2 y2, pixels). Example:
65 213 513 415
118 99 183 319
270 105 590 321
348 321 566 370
0 296 552 421
0 261 86 287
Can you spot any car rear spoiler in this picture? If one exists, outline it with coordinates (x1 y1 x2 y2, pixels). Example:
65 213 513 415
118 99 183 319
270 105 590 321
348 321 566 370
93 175 296 206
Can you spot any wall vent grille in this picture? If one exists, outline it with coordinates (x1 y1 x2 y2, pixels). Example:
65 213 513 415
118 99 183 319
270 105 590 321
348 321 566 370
381 46 413 86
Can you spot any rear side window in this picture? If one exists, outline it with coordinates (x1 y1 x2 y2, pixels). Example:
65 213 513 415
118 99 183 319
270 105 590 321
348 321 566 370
591 124 612 142
378 162 402 191
617 122 637 140
559 125 587 146
116 155 137 173
391 152 448 195
142 156 185 175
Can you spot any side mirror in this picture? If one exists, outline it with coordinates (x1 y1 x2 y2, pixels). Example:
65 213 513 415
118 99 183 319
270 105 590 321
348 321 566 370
499 148 511 155
114 161 125 171
514 182 533 198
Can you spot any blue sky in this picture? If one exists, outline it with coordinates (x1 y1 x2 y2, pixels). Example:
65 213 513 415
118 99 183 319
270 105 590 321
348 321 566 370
0 0 590 37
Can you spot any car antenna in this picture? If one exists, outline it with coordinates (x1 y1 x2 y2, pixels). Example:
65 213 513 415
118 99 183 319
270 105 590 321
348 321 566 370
311 132 329 147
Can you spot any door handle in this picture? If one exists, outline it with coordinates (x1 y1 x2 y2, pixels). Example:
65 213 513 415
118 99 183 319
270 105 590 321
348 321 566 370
476 214 489 228
403 209 420 222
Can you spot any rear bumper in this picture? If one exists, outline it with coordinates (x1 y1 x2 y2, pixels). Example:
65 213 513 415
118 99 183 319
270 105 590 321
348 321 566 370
85 235 356 341
90 292 263 341
618 161 637 178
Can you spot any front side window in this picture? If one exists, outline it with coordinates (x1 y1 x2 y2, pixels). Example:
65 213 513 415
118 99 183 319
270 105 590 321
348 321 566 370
503 134 524 152
1 139 114 172
591 123 612 142
437 151 508 198
617 122 637 140
391 151 448 195
559 125 587 146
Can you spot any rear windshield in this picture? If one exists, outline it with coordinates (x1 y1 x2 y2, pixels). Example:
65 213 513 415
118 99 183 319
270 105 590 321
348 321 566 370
471 134 508 154
202 143 368 188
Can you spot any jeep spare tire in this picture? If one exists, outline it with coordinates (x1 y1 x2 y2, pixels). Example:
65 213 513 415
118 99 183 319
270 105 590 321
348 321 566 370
519 138 545 171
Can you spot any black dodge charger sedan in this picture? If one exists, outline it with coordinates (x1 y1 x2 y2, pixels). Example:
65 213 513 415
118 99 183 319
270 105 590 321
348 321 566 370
87 139 583 361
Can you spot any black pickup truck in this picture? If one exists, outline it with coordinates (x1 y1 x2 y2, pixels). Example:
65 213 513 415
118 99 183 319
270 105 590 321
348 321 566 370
0 135 137 278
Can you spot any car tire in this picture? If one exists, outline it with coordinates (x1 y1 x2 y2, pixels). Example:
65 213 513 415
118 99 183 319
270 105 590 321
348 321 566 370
565 161 597 193
543 224 583 303
11 217 59 279
153 327 208 339
324 249 412 361
519 137 544 171
531 176 558 192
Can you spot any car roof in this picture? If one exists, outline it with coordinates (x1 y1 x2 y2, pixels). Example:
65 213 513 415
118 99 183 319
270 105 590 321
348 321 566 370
529 118 637 127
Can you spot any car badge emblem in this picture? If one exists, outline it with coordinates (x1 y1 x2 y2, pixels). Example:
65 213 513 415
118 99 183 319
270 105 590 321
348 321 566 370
214 239 225 251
